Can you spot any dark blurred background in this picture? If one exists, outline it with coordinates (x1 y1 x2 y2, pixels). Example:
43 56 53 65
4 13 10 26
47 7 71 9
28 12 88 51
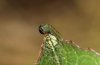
0 0 100 65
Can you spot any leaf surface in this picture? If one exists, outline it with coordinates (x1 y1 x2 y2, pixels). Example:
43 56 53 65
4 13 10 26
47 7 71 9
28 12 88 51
36 24 100 65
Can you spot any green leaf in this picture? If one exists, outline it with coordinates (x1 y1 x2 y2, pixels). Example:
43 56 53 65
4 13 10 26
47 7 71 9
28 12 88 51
36 24 100 65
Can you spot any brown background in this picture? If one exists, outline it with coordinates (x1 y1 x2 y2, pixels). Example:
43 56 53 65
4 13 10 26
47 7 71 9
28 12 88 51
0 0 100 65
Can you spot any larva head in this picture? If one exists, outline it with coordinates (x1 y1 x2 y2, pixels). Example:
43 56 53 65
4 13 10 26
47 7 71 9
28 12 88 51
39 24 51 35
39 24 62 40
